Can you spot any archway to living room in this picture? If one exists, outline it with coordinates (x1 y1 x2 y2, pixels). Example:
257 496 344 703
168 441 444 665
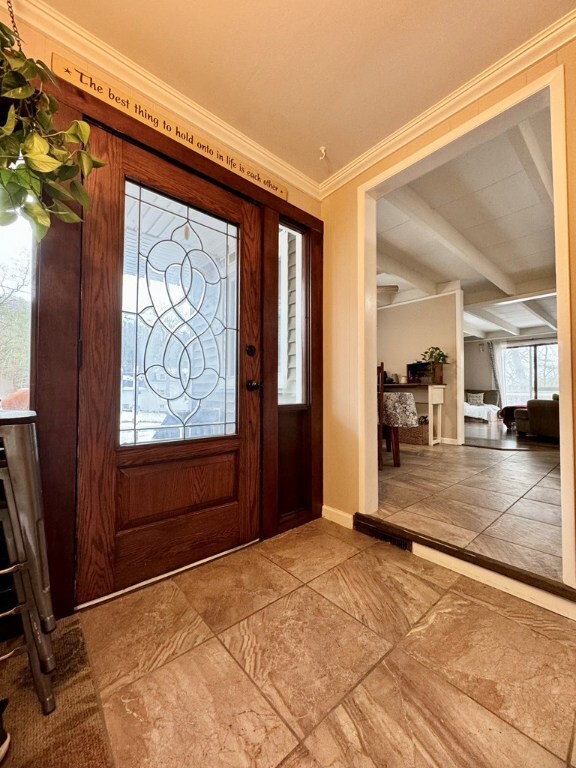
356 68 575 594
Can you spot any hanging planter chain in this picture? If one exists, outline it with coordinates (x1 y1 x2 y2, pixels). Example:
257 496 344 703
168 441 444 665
5 0 21 52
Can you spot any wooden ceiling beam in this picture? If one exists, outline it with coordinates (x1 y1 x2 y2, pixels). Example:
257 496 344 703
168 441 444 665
467 308 521 336
386 185 516 295
376 247 437 296
522 299 557 330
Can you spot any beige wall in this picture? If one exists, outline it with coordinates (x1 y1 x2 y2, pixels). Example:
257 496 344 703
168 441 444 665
321 42 576 519
377 293 460 440
464 341 494 391
0 11 321 219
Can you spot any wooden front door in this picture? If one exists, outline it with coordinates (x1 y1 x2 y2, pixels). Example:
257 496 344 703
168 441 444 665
76 127 262 604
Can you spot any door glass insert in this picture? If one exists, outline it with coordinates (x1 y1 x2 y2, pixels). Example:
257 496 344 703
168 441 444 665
278 224 305 404
120 181 238 445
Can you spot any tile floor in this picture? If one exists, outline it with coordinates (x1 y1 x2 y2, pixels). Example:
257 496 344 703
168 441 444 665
376 442 562 581
4 518 576 766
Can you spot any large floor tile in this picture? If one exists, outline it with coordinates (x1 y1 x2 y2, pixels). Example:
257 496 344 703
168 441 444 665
256 523 359 581
482 514 562 556
404 495 502 532
103 637 297 768
173 547 299 633
304 649 563 768
477 465 549 484
456 472 537 497
436 483 515 512
81 579 212 698
386 508 478 547
398 592 576 758
466 534 563 581
308 542 458 648
537 473 562 489
506 497 562 526
277 746 324 767
452 576 576 649
377 480 431 509
220 586 387 738
524 485 562 506
303 517 376 550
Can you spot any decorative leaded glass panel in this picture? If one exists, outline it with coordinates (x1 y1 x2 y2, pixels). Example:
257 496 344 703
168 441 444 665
120 181 238 445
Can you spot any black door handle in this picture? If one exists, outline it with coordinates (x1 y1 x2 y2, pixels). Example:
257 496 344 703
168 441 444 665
246 380 262 391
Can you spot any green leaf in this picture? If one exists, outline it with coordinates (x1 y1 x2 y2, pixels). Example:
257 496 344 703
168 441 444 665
0 105 16 136
24 153 63 172
0 210 18 225
44 180 74 202
67 120 91 146
1 82 35 99
36 59 57 86
23 132 50 156
56 163 80 181
22 200 51 227
51 199 82 224
90 155 106 169
77 151 93 177
69 179 90 208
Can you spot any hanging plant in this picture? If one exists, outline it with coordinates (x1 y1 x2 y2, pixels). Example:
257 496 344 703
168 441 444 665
0 14 103 240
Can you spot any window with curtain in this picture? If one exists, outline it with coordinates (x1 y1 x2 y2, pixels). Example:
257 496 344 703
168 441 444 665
503 342 558 405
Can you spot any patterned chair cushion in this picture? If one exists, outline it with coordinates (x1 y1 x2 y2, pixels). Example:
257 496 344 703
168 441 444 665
381 392 419 427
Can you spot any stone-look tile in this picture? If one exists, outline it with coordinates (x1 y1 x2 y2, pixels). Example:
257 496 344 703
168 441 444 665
407 465 480 484
308 542 458 648
277 746 324 767
506 497 562 527
103 637 297 768
457 472 537 497
525 485 562 506
173 548 300 633
405 495 502 532
483 514 562 557
304 517 376 550
399 592 576 758
304 649 563 768
0 618 113 768
220 586 387 738
452 577 576 649
386 508 478 547
383 471 450 494
377 480 431 509
437 483 515 512
537 473 562 490
256 523 359 582
373 502 401 520
466 534 562 581
478 465 549 484
81 579 212 699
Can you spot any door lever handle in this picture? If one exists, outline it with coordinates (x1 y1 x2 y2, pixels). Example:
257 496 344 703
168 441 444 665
246 380 262 391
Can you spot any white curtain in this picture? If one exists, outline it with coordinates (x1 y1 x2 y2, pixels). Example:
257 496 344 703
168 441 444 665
490 341 507 407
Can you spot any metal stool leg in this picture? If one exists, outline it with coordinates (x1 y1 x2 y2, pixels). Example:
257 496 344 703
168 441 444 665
0 510 56 673
0 447 55 633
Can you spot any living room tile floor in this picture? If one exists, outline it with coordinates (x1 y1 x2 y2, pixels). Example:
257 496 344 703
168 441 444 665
376 443 562 581
5 518 576 767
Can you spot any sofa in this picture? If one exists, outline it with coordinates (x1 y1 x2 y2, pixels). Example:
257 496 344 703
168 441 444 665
514 399 559 439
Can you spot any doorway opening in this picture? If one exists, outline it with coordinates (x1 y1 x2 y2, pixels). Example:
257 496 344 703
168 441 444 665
359 69 574 591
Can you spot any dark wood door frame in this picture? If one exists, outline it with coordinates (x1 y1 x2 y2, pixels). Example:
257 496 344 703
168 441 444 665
33 79 323 616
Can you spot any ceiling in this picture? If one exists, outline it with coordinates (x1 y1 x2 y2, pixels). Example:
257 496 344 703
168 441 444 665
376 93 558 341
31 0 576 183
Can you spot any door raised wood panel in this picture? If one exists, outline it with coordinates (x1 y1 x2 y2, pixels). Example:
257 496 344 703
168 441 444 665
117 452 238 529
114 502 241 589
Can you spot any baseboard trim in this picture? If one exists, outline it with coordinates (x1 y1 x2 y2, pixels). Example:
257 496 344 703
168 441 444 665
413 543 576 621
440 437 460 445
322 505 354 529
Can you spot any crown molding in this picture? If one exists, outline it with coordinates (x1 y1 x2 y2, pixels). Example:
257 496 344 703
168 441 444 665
13 0 321 201
320 9 576 199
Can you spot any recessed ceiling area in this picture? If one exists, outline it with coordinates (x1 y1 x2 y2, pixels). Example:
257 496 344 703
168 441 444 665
28 0 576 182
376 91 557 342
